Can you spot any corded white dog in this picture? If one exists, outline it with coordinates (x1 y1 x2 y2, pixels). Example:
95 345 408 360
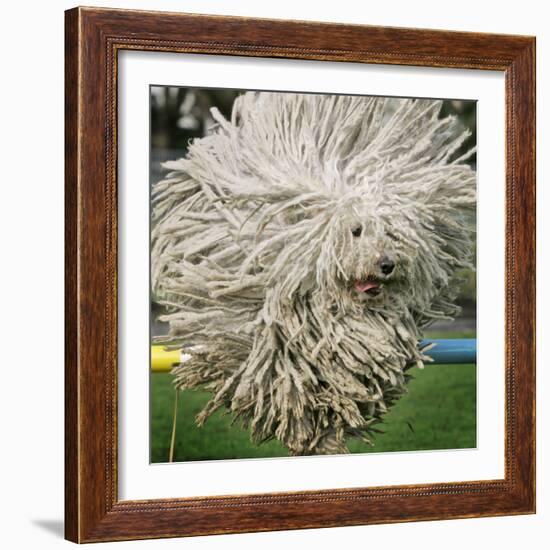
151 92 476 455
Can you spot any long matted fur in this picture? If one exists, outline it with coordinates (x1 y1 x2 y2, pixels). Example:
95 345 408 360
151 92 476 455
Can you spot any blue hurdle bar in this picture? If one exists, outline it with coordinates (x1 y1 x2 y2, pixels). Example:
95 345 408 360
420 339 476 364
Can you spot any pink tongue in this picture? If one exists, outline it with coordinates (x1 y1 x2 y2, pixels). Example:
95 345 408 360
355 280 379 293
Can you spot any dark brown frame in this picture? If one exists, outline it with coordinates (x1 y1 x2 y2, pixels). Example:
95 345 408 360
65 6 536 543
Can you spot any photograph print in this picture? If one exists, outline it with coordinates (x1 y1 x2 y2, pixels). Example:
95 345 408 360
150 87 477 463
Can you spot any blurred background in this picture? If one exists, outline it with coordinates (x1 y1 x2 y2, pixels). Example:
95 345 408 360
150 86 477 463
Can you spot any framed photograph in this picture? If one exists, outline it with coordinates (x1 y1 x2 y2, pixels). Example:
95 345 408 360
65 6 536 543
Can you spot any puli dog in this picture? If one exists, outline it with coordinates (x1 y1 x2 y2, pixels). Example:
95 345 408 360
151 91 476 456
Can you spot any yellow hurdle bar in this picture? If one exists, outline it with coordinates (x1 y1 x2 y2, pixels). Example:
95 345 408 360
151 345 182 373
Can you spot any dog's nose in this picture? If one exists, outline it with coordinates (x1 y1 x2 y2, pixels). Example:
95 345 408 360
380 257 395 275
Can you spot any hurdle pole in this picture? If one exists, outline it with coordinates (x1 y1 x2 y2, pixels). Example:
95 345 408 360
150 339 476 373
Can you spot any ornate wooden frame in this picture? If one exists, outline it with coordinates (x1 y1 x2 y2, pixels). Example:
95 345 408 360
65 6 536 543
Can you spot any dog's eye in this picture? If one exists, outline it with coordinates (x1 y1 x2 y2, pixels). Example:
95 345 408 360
351 226 362 237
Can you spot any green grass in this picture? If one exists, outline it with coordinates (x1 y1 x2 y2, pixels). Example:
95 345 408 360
151 330 476 463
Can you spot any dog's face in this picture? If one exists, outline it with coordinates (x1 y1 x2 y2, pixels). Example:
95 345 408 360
280 183 471 314
271 191 419 311
340 201 411 304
